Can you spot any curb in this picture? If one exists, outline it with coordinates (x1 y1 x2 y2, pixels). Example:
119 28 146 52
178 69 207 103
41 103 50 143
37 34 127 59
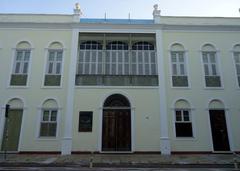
0 162 235 168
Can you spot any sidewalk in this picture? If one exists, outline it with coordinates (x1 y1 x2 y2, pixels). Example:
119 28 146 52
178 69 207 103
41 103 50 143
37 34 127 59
0 153 239 168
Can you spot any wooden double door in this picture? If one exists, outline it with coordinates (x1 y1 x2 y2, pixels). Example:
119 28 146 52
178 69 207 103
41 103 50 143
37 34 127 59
102 109 131 151
209 110 230 151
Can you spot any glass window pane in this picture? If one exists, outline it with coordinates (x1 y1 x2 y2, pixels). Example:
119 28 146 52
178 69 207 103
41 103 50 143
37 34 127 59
48 63 53 74
56 52 62 61
91 63 96 74
40 123 49 136
178 53 184 62
15 62 21 73
132 64 137 75
23 63 28 73
202 54 208 63
171 53 177 62
112 53 116 63
24 51 30 61
79 52 84 62
112 64 116 75
124 64 130 75
43 111 49 121
105 64 110 74
151 52 156 63
118 64 123 75
212 64 217 75
49 123 57 136
16 51 23 60
85 51 90 62
97 63 102 74
51 111 57 121
151 64 156 75
180 64 185 75
234 53 240 63
236 64 240 75
56 63 61 74
210 53 216 63
98 52 103 62
138 53 143 63
145 63 150 75
138 64 143 75
172 64 177 75
84 63 90 74
78 63 84 74
176 111 182 121
183 111 190 121
49 52 55 61
204 64 209 75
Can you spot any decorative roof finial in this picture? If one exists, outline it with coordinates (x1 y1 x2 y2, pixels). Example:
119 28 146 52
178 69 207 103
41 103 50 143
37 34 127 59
73 2 82 16
153 4 161 17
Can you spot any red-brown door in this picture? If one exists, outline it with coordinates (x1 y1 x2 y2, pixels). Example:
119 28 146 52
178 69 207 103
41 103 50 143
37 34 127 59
102 109 131 151
209 110 230 151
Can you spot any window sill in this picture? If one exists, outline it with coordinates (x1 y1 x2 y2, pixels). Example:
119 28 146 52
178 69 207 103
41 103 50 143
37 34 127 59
174 137 197 141
75 86 159 89
36 137 58 141
171 87 191 90
7 86 29 89
41 86 62 89
204 87 224 90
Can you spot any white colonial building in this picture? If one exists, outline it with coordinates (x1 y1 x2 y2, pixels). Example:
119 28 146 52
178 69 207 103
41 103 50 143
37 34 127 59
0 4 240 155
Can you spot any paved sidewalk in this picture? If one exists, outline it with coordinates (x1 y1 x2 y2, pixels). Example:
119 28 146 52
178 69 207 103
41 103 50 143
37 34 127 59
0 153 239 168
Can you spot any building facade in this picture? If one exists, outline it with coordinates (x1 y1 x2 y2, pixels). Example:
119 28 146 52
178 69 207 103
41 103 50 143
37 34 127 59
0 5 240 155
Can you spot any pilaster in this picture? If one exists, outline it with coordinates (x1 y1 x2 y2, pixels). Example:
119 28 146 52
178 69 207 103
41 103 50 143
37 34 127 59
156 30 171 155
61 29 78 155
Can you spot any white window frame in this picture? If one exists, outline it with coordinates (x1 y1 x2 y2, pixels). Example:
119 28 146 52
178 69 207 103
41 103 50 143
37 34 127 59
201 49 223 89
173 109 194 139
9 47 32 88
38 108 58 138
170 50 189 88
42 47 65 88
233 50 240 88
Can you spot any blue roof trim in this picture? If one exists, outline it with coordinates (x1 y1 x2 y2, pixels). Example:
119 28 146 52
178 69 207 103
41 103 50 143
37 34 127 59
80 18 154 24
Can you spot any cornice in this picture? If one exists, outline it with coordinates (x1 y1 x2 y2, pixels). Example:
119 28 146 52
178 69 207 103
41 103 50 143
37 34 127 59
0 22 240 32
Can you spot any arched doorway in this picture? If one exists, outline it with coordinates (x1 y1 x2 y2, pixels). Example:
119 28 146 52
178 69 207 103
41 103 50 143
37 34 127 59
208 100 230 151
102 94 131 151
1 98 24 151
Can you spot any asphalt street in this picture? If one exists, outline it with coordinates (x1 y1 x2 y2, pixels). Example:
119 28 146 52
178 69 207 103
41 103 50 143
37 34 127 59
0 167 239 171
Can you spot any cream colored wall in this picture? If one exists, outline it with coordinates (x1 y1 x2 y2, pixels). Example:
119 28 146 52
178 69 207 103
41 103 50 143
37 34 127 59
0 14 73 23
162 31 240 151
72 88 161 152
0 28 72 151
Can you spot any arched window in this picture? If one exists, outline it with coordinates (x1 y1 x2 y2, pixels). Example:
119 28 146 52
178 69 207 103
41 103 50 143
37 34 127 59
77 41 103 75
170 43 188 87
201 44 221 87
132 41 154 50
39 99 59 137
106 41 128 50
10 41 31 86
44 42 64 86
105 41 129 75
80 41 102 50
131 41 156 75
174 99 193 138
233 44 240 87
104 94 130 107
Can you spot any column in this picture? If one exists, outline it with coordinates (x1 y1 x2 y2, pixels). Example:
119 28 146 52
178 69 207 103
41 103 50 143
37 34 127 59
61 29 78 155
156 30 171 155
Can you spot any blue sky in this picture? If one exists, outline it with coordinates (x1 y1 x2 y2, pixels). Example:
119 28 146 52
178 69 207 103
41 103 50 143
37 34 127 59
1 0 240 19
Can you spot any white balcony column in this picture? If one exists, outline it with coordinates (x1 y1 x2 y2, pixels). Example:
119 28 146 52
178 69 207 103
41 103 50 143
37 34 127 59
156 29 171 155
61 29 79 155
